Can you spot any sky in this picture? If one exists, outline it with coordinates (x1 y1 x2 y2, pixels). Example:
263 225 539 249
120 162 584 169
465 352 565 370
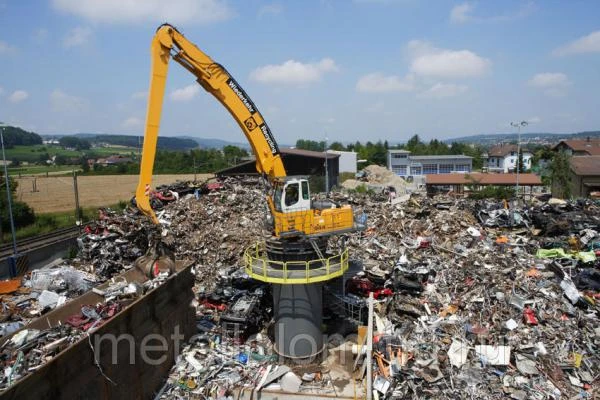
0 0 599 145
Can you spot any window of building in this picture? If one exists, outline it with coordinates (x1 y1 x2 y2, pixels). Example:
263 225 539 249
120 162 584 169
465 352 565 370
439 164 453 173
422 164 437 174
455 164 471 172
391 153 408 159
392 166 407 176
511 151 515 156
496 158 500 167
410 166 422 175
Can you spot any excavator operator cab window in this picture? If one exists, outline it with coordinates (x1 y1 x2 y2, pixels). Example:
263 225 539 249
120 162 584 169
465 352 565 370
301 180 310 200
273 184 283 212
284 183 299 206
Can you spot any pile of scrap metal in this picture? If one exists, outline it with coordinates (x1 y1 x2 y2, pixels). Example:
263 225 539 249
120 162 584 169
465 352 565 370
337 194 599 399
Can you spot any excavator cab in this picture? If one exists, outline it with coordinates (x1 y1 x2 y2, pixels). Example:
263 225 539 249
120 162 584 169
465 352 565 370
272 177 311 213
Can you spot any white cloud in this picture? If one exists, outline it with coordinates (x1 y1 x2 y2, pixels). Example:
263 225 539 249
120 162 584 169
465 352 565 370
527 116 541 124
0 40 15 54
122 117 143 129
131 90 148 100
258 3 283 17
450 2 535 24
450 3 473 24
528 72 569 88
52 0 232 25
50 89 88 112
553 30 600 56
356 73 414 93
528 73 570 97
408 40 491 78
169 84 200 101
63 26 92 48
251 58 338 85
0 87 4 95
9 90 29 103
419 83 468 98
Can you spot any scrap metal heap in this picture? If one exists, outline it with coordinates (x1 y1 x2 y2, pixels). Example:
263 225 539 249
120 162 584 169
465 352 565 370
0 176 599 399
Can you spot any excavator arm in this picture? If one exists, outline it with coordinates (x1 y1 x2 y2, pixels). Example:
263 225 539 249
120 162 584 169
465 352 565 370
135 24 286 223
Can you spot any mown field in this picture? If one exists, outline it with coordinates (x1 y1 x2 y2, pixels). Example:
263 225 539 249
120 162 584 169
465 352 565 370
15 174 213 213
5 144 136 163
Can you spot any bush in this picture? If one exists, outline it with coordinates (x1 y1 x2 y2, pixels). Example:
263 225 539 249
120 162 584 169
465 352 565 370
36 214 59 229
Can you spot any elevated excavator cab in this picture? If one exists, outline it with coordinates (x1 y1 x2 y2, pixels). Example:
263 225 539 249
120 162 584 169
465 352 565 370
272 177 311 213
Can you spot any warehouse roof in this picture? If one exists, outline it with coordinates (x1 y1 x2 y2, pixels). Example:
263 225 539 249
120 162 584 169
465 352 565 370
410 155 472 161
425 172 542 186
570 155 600 176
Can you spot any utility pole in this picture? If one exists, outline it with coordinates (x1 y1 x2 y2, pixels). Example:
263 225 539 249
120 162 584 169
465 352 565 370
0 125 17 256
73 170 82 224
510 121 528 197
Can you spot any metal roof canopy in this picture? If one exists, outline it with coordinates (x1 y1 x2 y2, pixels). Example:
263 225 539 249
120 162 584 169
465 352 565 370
425 172 543 186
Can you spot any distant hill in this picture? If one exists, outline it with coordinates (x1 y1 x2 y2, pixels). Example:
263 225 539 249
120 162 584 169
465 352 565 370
68 134 198 150
445 130 600 145
0 125 42 148
184 137 251 150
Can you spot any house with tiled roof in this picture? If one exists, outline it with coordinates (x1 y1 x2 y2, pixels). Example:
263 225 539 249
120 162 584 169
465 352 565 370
552 138 600 156
484 144 532 173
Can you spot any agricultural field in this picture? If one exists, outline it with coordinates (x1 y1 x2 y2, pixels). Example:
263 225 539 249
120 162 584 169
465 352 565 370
15 174 213 213
7 165 79 176
4 144 136 164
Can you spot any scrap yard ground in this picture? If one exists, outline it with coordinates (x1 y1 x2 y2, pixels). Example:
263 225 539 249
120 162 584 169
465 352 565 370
15 174 212 213
1 172 598 399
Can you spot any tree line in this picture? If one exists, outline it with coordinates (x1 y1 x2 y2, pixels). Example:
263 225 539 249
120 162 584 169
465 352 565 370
0 126 42 148
296 135 485 169
80 145 249 175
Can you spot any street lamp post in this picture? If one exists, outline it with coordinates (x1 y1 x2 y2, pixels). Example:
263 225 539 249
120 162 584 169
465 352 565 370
510 121 528 197
0 125 18 256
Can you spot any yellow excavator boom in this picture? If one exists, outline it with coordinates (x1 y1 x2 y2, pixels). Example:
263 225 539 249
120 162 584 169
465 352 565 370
135 24 286 223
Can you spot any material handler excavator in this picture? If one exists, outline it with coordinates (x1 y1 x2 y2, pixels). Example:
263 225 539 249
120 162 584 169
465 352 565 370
135 24 360 274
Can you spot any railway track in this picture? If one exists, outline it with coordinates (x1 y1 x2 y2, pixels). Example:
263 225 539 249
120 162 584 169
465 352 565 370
0 226 83 260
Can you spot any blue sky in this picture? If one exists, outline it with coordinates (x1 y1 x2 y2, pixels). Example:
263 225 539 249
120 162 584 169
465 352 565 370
0 0 599 144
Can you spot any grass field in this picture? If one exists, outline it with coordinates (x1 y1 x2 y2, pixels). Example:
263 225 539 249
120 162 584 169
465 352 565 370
15 174 213 213
7 165 79 176
4 144 136 163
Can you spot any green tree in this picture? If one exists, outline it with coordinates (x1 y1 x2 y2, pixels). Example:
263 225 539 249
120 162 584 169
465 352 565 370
329 142 345 151
517 149 525 173
81 157 90 173
223 145 248 165
38 152 50 164
0 172 35 232
550 150 571 198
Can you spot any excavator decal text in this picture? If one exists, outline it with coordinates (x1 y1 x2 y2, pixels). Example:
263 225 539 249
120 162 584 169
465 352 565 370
227 78 256 114
259 123 279 155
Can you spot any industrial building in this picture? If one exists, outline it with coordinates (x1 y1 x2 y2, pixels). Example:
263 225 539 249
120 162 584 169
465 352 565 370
326 150 357 174
555 155 600 198
387 149 472 177
217 148 340 188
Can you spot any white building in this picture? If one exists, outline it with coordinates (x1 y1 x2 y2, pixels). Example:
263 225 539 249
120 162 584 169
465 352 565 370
485 144 532 173
387 149 472 176
326 150 357 174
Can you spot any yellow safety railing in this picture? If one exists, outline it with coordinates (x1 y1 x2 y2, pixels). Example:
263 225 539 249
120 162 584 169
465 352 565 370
244 242 349 284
